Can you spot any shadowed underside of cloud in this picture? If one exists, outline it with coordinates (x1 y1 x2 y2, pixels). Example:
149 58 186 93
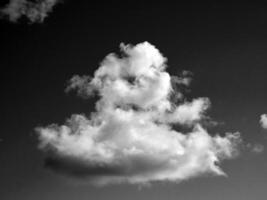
36 42 242 185
0 0 61 23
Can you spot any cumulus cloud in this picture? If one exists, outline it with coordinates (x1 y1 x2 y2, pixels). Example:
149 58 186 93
260 114 267 129
36 42 242 185
0 0 61 23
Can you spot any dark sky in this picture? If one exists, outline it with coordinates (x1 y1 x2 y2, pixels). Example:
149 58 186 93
1 2 267 200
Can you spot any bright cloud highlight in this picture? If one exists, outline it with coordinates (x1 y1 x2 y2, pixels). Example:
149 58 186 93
260 114 267 129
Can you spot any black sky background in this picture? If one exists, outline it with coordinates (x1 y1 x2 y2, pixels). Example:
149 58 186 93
1 2 267 200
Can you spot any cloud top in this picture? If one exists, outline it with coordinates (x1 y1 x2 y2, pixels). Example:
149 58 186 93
0 0 61 23
36 42 242 185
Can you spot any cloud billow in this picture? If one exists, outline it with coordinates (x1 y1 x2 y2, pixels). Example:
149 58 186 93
36 42 242 185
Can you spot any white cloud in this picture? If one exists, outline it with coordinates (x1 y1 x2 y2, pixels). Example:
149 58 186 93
250 144 264 154
160 97 210 125
0 0 61 23
260 114 267 129
36 42 242 185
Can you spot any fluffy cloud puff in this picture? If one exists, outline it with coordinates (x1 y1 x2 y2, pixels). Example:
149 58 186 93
0 0 61 23
36 42 242 185
260 114 267 129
